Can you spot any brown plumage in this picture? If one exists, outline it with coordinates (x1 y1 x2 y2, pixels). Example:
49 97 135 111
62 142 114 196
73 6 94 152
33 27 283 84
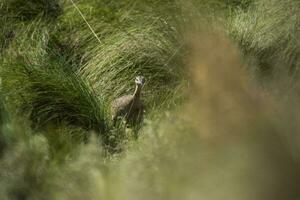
111 76 145 126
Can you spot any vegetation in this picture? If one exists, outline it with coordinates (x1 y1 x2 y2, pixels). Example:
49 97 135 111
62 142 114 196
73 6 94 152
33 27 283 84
0 0 300 199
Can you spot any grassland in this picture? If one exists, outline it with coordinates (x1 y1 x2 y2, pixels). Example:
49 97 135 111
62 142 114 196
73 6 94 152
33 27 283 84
0 0 300 199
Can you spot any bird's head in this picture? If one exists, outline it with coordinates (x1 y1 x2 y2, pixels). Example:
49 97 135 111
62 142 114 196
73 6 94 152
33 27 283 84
135 76 146 86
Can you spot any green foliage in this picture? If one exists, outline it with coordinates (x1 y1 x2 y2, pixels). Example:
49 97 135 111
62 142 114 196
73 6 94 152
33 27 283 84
0 0 300 199
1 18 108 134
0 0 62 21
55 0 185 106
0 134 50 200
228 0 300 82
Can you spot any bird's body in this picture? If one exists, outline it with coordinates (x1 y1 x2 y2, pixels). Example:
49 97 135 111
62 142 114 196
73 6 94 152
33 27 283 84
111 76 145 126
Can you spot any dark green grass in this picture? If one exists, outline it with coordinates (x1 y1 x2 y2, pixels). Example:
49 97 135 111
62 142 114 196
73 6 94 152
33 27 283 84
0 0 62 21
0 20 109 145
2 54 108 133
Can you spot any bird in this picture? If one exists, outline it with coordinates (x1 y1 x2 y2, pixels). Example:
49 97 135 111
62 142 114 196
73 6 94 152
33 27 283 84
111 76 146 126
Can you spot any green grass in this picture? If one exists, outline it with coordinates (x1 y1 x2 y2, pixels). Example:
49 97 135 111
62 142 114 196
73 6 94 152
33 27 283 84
0 0 300 199
228 0 300 83
0 0 62 21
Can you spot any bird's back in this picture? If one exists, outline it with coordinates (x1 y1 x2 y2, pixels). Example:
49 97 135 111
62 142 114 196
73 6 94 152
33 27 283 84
111 94 133 111
111 94 144 125
111 95 133 119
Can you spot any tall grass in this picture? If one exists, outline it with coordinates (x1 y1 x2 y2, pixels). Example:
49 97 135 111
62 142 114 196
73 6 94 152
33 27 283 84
0 0 62 21
56 0 185 107
0 20 109 147
0 0 300 199
228 0 300 86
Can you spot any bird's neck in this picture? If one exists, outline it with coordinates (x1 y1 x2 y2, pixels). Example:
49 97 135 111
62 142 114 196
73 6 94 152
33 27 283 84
133 84 142 99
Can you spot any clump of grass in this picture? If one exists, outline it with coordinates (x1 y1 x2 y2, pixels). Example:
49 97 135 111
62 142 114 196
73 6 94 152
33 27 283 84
0 133 50 200
0 17 15 55
47 134 109 200
228 0 300 84
78 23 183 105
0 20 109 138
55 0 186 111
2 57 108 134
0 0 62 21
0 101 52 200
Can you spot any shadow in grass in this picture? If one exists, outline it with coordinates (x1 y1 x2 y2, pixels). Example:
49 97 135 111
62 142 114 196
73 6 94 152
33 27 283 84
0 0 62 21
